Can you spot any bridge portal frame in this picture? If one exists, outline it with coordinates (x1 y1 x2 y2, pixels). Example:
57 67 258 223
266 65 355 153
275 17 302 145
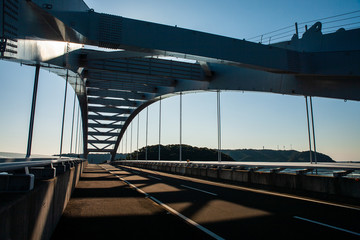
0 0 359 160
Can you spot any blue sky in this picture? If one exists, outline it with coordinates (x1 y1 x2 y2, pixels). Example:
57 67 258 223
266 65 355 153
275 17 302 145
1 0 360 161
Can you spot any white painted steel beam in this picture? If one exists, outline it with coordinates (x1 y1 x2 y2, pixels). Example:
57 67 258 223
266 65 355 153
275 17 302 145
88 97 139 107
88 114 128 122
88 106 133 115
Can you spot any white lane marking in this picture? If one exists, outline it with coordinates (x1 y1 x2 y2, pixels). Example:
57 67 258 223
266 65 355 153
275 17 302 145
130 166 360 211
181 184 218 196
103 167 225 240
105 165 360 211
113 173 149 196
293 216 360 236
148 175 162 180
148 196 225 240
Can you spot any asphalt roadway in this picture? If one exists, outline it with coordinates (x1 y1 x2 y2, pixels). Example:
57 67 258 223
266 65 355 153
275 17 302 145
52 164 360 240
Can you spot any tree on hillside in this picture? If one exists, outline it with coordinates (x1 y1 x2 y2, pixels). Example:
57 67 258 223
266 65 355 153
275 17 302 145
124 144 234 161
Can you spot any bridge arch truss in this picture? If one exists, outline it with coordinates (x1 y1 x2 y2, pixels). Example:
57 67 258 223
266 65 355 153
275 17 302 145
1 0 359 160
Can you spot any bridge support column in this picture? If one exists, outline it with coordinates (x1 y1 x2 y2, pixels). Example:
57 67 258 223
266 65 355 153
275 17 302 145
74 103 80 155
125 130 128 156
309 96 318 164
305 96 318 164
217 91 222 162
121 136 124 157
69 76 78 154
137 115 140 160
26 64 40 158
60 70 69 157
179 92 183 161
158 96 162 161
146 107 149 160
130 122 133 154
305 96 313 163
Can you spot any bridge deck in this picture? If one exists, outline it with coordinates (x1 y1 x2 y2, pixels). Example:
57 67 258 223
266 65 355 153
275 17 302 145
51 164 210 240
51 163 360 240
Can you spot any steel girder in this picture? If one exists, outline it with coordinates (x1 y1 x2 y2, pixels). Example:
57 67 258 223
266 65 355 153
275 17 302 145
87 97 139 108
1 0 360 159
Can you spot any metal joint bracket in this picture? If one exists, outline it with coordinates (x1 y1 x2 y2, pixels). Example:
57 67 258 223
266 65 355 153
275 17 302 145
333 170 354 178
54 162 67 175
249 167 263 172
199 61 212 79
29 165 56 180
296 168 313 175
64 162 73 169
270 167 286 173
0 173 35 192
0 38 7 55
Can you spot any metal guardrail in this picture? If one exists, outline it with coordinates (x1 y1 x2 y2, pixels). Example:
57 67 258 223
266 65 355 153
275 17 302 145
115 160 360 199
0 157 86 172
0 157 86 192
114 160 360 170
114 160 360 178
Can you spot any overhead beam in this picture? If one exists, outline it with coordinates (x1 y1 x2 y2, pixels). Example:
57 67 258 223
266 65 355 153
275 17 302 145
87 88 148 100
86 71 177 87
86 81 158 93
88 123 123 129
87 149 114 153
88 106 133 115
88 114 128 122
88 139 117 144
86 58 204 81
88 131 119 137
88 97 139 107
51 11 296 73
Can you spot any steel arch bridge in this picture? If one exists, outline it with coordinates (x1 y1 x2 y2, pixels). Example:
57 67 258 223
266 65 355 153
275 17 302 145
1 0 360 160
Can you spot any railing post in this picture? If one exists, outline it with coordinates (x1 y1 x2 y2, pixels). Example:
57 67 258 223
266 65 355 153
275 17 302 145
26 64 40 158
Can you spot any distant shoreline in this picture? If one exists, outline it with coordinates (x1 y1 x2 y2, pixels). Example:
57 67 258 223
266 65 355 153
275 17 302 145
2 149 357 163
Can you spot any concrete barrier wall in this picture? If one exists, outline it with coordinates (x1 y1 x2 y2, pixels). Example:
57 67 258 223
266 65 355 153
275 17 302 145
115 162 360 199
0 161 86 240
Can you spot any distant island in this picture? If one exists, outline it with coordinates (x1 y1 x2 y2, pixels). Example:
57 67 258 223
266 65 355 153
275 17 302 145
125 144 234 162
60 144 335 163
221 149 335 163
123 144 335 163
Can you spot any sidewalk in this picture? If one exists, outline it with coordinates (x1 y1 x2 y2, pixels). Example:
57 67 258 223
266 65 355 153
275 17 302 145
51 164 210 240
